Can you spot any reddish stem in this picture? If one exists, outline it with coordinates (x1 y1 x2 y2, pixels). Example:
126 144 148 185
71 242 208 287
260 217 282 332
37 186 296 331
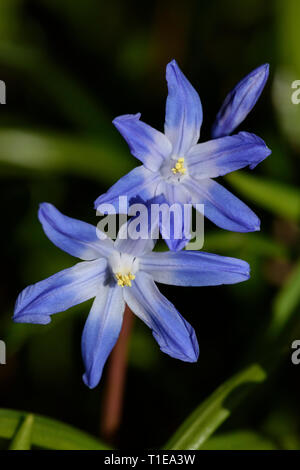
100 305 134 442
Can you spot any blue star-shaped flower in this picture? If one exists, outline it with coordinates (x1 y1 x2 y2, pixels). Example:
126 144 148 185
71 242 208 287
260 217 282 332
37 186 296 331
95 60 271 251
13 203 250 388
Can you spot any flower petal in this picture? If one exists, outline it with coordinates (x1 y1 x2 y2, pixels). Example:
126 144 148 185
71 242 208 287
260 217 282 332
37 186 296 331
187 132 271 179
113 195 165 256
159 202 192 251
13 258 107 325
124 271 199 362
212 64 269 138
94 166 161 213
114 220 155 257
183 177 260 232
156 182 192 251
82 285 125 389
113 113 172 171
165 59 203 155
39 203 113 260
139 251 250 286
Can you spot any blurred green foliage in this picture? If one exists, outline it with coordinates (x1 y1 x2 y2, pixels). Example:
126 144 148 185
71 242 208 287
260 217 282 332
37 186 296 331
0 0 299 450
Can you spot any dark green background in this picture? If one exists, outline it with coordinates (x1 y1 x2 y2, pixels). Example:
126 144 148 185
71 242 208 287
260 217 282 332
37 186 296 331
0 0 299 450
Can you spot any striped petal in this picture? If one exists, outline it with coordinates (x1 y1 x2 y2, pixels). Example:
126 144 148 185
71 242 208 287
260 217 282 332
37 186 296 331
183 177 261 232
113 113 172 171
124 271 199 362
82 285 125 389
212 64 269 138
139 251 250 286
39 203 113 260
165 60 203 155
13 258 107 325
187 132 271 179
94 166 161 214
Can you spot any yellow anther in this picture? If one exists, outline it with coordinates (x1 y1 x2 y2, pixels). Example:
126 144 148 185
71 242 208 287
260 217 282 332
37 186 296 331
115 272 135 287
171 157 186 175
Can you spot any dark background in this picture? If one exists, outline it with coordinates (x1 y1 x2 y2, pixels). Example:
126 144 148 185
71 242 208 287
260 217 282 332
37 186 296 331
0 0 299 449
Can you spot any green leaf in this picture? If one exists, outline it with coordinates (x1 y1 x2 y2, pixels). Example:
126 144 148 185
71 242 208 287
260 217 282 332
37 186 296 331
9 414 34 450
164 364 267 450
0 129 132 183
203 232 287 258
274 0 300 144
226 172 300 221
271 259 300 336
0 409 110 450
200 430 277 450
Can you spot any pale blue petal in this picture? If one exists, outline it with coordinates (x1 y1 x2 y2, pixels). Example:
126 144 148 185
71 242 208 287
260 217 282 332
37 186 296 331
165 60 203 155
94 166 161 213
183 177 260 232
187 132 271 179
113 113 172 171
39 203 113 260
212 64 269 138
114 195 166 256
158 183 192 251
82 285 125 389
114 220 155 256
160 202 192 251
124 271 199 362
139 251 250 286
13 258 107 325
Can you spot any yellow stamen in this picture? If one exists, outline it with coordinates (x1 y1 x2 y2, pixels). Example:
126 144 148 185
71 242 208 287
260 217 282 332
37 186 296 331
171 157 186 175
115 272 135 287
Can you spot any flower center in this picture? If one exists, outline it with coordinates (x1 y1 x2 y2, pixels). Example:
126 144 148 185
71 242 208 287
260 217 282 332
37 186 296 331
109 251 139 288
171 157 186 175
115 272 135 287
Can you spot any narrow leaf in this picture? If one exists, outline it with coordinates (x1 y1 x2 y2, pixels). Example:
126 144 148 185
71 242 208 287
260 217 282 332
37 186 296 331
165 364 266 450
203 232 287 258
9 414 34 450
272 259 300 335
0 409 110 450
200 430 277 450
0 129 132 183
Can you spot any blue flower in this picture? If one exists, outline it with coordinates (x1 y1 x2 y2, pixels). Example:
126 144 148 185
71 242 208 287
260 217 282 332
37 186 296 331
95 60 271 251
212 64 269 139
13 203 250 388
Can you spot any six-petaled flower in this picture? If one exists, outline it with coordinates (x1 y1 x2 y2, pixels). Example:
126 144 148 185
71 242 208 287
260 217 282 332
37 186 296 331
13 203 250 388
95 60 271 251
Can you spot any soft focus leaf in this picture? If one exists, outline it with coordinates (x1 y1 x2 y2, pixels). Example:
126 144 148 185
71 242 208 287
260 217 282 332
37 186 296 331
0 409 109 450
226 172 300 221
200 430 277 450
9 414 34 450
274 0 300 145
203 232 287 258
263 409 300 450
0 129 131 182
272 259 300 335
164 364 267 450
